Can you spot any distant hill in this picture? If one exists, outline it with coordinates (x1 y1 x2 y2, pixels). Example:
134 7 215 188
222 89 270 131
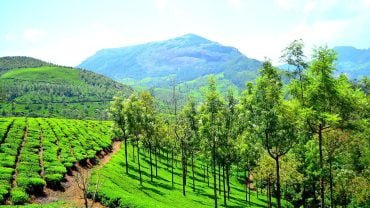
0 57 132 119
0 56 52 74
280 46 370 79
333 46 370 79
78 34 262 89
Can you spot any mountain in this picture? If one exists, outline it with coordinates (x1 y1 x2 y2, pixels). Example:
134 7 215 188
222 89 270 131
0 57 132 119
78 34 262 89
333 46 370 79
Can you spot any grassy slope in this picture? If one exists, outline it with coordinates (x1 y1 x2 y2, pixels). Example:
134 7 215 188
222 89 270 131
90 146 292 208
0 56 52 74
1 66 82 85
0 65 132 119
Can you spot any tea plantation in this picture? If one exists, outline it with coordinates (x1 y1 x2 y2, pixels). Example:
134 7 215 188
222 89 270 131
0 117 113 205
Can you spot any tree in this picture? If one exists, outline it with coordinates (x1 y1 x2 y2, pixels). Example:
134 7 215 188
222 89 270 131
141 91 156 182
125 93 145 185
199 76 224 208
182 96 200 192
252 60 298 208
281 39 307 104
110 97 129 174
304 46 339 208
74 168 102 208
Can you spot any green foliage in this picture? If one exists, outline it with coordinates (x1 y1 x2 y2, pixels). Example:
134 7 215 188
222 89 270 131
0 117 114 205
10 188 29 205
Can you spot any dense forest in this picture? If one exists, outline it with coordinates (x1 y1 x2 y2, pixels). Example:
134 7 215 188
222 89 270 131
107 41 369 208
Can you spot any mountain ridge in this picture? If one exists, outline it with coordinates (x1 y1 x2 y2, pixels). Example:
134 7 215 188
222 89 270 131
78 34 262 88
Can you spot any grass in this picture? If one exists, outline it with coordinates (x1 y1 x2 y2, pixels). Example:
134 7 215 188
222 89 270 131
90 145 292 208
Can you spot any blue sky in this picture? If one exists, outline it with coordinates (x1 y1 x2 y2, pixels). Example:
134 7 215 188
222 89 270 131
1 0 369 66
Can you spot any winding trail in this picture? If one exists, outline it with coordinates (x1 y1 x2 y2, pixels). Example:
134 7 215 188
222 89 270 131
34 141 122 208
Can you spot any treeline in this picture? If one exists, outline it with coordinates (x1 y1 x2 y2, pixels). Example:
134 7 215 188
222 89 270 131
111 40 369 208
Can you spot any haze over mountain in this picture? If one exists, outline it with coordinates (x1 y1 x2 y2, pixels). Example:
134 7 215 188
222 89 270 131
333 46 370 79
78 34 262 89
79 34 369 91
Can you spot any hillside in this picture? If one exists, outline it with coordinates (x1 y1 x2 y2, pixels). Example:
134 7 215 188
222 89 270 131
0 57 132 119
333 46 370 79
88 144 291 208
78 34 262 89
0 57 52 74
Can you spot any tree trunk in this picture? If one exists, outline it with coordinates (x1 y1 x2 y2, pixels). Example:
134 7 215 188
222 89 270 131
319 125 325 208
137 140 142 185
150 142 153 182
124 137 128 174
207 164 210 187
155 146 158 177
167 149 169 168
329 158 334 208
268 176 272 208
218 163 221 195
248 180 251 205
223 164 227 207
171 148 174 187
181 141 187 196
203 163 206 182
275 156 281 208
226 163 230 200
213 137 218 208
132 141 135 162
245 169 248 202
191 152 195 192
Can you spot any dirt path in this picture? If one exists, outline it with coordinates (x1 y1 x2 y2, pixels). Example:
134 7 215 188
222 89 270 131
34 141 122 208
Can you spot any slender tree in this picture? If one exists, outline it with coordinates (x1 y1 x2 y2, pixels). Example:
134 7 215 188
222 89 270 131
110 97 129 174
199 76 224 208
252 60 298 208
304 46 340 208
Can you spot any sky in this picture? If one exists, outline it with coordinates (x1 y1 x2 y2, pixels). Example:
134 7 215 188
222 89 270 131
1 0 370 66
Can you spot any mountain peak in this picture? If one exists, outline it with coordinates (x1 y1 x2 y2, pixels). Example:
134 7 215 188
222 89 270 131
169 33 213 46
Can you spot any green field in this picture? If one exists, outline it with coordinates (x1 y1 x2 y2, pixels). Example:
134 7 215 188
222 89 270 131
0 117 113 205
89 145 291 208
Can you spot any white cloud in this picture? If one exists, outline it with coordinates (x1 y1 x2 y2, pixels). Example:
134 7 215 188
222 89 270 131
229 0 242 9
23 28 48 42
303 1 316 14
275 0 292 10
154 0 168 10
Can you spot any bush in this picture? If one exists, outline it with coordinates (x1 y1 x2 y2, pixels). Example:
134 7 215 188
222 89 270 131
45 165 66 174
10 188 29 205
45 173 63 183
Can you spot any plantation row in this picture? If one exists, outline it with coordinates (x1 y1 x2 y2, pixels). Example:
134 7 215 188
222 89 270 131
0 117 113 205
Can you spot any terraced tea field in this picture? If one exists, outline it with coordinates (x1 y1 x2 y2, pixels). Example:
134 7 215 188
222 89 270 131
0 117 113 205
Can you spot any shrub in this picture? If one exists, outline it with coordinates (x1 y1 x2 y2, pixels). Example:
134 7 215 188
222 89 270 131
10 188 29 205
45 165 66 174
45 173 63 183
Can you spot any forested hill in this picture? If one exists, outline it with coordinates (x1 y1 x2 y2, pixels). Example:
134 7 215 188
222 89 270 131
0 56 53 73
333 46 370 79
0 57 133 119
78 34 262 89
